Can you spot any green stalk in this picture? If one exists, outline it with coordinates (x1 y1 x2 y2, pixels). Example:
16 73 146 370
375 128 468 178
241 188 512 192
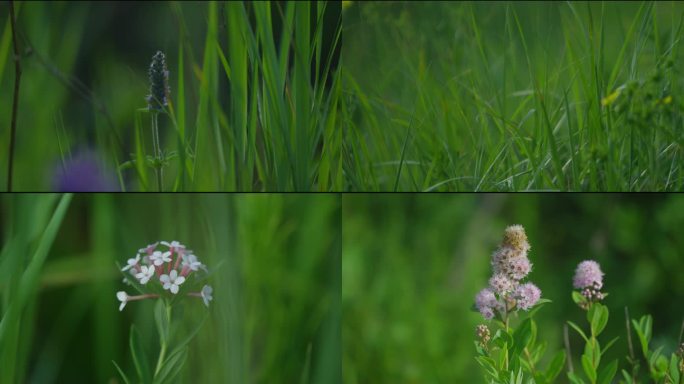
152 111 163 192
154 302 171 377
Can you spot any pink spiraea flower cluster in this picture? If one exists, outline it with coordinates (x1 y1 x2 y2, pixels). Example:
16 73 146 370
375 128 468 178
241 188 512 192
116 241 213 311
573 260 605 309
475 225 541 320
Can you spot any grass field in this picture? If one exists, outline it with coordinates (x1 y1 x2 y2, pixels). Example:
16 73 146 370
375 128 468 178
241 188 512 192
0 194 340 383
1 2 342 191
342 194 684 383
342 2 684 191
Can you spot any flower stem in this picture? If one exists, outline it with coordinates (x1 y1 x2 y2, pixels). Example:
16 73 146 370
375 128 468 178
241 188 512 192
151 111 163 191
154 302 171 377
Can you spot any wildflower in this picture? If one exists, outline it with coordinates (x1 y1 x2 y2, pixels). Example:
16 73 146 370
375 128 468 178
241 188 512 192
181 253 202 272
121 254 141 272
514 283 541 310
135 265 155 284
662 95 672 105
161 240 185 252
573 260 603 290
138 242 159 255
52 150 119 192
489 273 515 296
200 285 213 307
573 260 605 309
117 291 128 311
149 250 172 266
476 324 491 351
474 225 542 320
160 270 185 294
501 224 530 253
146 51 170 111
601 88 622 107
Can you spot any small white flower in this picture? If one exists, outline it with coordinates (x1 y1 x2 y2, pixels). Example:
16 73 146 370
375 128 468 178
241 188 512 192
161 240 185 251
135 265 155 284
117 291 128 311
121 254 141 272
201 285 213 307
160 270 185 294
182 254 203 271
138 242 159 254
149 251 172 266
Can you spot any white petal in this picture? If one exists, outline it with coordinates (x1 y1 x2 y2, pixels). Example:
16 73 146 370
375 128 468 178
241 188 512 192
170 284 179 294
119 302 126 311
116 291 128 301
122 264 132 271
160 274 170 283
169 270 178 279
163 282 172 290
174 276 185 285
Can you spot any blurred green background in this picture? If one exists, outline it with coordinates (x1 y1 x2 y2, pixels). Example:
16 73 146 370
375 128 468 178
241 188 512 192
0 193 340 383
343 194 684 383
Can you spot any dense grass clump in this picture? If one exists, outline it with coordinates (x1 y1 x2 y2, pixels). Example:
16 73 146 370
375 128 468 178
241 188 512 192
342 2 684 191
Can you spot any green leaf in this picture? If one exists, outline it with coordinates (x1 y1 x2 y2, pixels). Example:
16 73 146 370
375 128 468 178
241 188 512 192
568 371 586 384
153 346 188 384
129 325 152 384
601 337 619 355
583 338 600 368
112 360 131 384
582 354 597 383
513 318 533 353
620 369 634 384
154 299 170 345
669 354 680 384
588 303 609 336
597 359 618 384
545 350 566 382
567 321 589 342
572 291 586 306
492 328 513 349
475 356 499 379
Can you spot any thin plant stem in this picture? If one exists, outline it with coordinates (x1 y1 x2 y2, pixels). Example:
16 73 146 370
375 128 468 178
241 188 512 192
564 323 574 373
151 111 163 191
154 302 172 377
625 306 638 381
7 0 22 192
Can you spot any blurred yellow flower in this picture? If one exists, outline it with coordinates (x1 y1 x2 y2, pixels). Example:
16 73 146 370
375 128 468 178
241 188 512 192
343 1 353 11
601 89 621 107
663 95 672 104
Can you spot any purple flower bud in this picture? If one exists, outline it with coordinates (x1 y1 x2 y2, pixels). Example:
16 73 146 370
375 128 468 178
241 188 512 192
573 260 604 290
514 282 541 310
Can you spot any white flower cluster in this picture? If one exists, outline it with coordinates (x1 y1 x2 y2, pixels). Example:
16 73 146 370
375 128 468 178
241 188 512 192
117 241 213 311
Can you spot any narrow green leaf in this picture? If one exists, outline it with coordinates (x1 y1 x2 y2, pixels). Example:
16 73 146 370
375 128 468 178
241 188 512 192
545 350 566 382
112 360 131 384
153 346 188 384
597 359 618 384
129 325 152 384
568 321 589 342
154 299 169 345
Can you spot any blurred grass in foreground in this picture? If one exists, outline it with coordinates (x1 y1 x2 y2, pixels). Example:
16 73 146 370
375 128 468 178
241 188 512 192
343 194 684 383
0 193 340 383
